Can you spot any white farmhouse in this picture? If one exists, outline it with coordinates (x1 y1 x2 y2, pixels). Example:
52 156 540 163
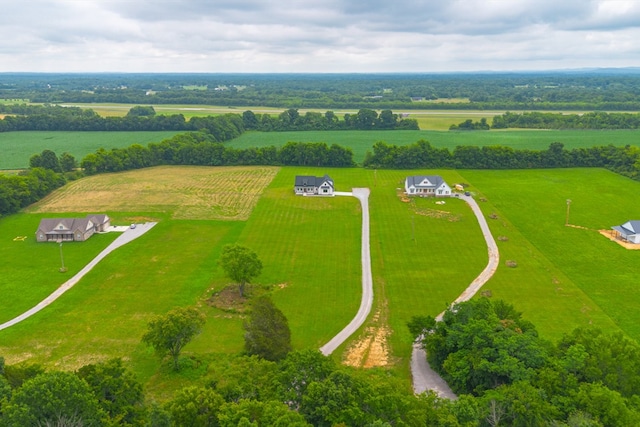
294 175 334 196
611 220 640 244
405 175 452 197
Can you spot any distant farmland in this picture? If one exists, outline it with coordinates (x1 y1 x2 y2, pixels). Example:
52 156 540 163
229 129 640 163
0 131 182 170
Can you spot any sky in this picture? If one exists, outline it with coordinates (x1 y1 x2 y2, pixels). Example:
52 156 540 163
2 0 640 73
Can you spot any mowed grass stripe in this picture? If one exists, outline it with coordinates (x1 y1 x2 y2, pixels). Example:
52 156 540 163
237 169 362 349
368 169 488 364
460 168 640 340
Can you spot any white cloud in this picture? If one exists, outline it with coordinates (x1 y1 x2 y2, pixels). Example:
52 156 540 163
1 0 640 72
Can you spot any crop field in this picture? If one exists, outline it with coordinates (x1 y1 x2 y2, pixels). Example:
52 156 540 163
1 165 639 394
26 165 280 221
0 131 182 170
230 129 640 163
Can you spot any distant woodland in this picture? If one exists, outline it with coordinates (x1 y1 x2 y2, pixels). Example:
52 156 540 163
3 71 640 110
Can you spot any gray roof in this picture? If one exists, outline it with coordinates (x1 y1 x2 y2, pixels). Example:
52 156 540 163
38 217 94 235
295 174 333 188
406 175 447 189
612 220 640 236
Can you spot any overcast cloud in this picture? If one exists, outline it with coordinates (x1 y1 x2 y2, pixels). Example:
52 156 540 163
2 0 640 73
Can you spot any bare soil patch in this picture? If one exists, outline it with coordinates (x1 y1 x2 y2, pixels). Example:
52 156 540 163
598 230 640 250
343 309 391 368
26 165 280 220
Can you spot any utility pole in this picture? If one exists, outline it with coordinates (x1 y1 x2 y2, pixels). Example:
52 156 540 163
565 199 572 226
59 242 67 272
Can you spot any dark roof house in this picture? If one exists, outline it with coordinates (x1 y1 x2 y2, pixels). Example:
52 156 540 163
294 175 334 196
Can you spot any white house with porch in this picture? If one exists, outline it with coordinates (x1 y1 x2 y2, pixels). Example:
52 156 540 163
405 175 452 197
611 220 640 244
294 175 334 196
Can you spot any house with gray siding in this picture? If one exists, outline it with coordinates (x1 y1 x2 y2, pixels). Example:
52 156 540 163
294 175 334 196
611 220 640 244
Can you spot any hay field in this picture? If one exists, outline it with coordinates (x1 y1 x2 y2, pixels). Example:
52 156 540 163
27 165 280 220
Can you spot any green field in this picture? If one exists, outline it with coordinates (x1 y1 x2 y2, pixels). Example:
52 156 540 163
1 166 639 397
0 131 182 170
230 129 640 163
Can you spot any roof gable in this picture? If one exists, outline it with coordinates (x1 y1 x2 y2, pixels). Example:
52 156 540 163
406 175 445 188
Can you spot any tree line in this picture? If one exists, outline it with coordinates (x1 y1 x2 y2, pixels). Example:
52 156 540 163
450 111 640 130
0 104 417 133
363 140 640 180
492 111 640 130
79 133 355 175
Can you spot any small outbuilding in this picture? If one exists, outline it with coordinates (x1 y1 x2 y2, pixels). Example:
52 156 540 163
294 175 334 196
405 175 452 197
36 214 111 243
611 220 640 244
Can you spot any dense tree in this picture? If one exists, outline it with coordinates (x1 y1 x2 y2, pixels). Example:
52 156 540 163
218 244 262 297
126 105 156 117
217 399 310 427
141 306 206 370
244 296 292 362
165 386 224 427
276 350 335 409
76 358 145 425
59 151 78 172
2 371 106 426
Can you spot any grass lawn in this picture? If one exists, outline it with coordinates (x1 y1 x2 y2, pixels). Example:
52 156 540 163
0 131 182 170
228 129 640 164
0 214 119 324
459 168 640 341
1 165 639 399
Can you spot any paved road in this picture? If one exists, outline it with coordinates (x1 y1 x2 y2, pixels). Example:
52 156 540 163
0 222 157 331
411 194 500 397
320 188 372 355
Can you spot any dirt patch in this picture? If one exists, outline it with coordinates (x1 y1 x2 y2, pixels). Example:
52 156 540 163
343 309 391 368
207 285 250 313
26 165 280 221
598 230 640 250
207 283 281 312
414 207 461 222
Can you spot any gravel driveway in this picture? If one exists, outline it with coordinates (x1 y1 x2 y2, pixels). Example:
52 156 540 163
320 188 372 355
411 194 500 397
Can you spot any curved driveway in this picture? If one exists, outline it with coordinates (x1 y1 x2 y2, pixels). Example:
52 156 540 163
0 222 157 331
320 188 372 356
411 194 500 396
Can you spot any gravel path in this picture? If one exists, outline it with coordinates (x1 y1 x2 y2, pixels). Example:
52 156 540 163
0 222 157 331
320 188 372 355
411 194 500 397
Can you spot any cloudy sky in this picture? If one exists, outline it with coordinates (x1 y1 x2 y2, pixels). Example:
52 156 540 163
3 0 640 73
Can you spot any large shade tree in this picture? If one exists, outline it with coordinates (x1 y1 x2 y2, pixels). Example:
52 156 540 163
218 244 262 297
142 307 206 371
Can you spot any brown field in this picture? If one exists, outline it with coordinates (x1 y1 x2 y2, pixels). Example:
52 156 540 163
27 165 280 220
